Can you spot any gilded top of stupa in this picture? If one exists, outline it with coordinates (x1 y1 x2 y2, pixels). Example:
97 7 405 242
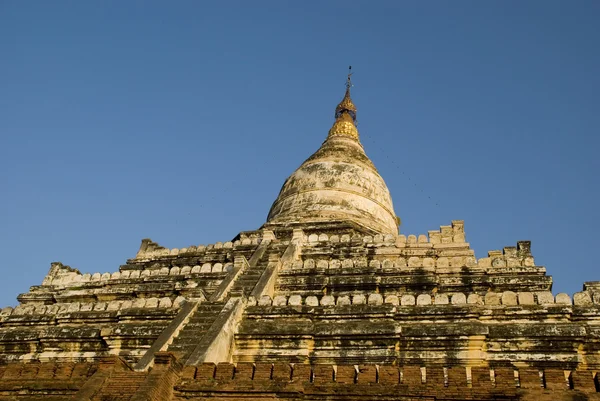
265 69 399 234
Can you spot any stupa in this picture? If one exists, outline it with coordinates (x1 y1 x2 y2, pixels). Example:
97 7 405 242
1 73 599 400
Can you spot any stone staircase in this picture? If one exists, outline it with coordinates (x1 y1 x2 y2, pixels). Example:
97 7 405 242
230 243 284 296
90 370 147 401
166 301 225 358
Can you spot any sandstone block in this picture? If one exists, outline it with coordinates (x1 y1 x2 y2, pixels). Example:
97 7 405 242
395 235 406 247
355 257 368 268
417 294 432 305
394 258 407 269
408 257 421 267
107 301 121 311
536 291 554 305
574 292 593 306
484 292 501 305
434 293 449 305
501 291 518 305
467 293 482 304
429 231 441 244
369 260 381 268
368 294 383 305
401 294 416 306
317 260 328 269
258 295 273 306
132 299 146 308
453 233 465 243
35 305 47 314
506 257 520 267
423 257 434 268
273 295 288 306
337 295 351 306
305 296 319 306
320 295 335 306
352 294 366 305
120 300 132 310
518 292 535 305
477 257 491 268
288 295 302 306
159 297 172 308
342 259 354 268
374 234 384 244
384 295 399 305
174 296 186 307
555 293 572 305
492 257 507 267
451 293 466 304
436 257 449 268
329 259 341 269
303 259 315 269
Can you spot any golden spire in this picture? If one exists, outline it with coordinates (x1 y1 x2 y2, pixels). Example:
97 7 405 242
335 66 357 121
329 66 359 140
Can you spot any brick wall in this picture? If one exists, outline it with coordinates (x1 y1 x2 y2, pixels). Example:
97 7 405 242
2 360 600 400
175 363 600 400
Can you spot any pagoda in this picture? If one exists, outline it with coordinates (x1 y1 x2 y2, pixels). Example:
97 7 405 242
1 75 599 400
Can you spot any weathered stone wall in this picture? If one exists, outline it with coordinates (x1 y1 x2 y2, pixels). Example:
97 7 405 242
3 357 600 400
2 223 600 400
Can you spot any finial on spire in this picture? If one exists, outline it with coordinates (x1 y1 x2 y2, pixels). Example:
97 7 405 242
335 66 357 121
346 65 353 91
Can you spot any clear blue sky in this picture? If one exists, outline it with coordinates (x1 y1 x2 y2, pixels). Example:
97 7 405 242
1 1 598 307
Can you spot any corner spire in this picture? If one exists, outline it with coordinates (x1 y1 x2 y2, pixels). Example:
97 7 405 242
329 66 359 140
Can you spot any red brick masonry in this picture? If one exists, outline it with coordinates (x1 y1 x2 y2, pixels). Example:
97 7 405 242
1 355 600 400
